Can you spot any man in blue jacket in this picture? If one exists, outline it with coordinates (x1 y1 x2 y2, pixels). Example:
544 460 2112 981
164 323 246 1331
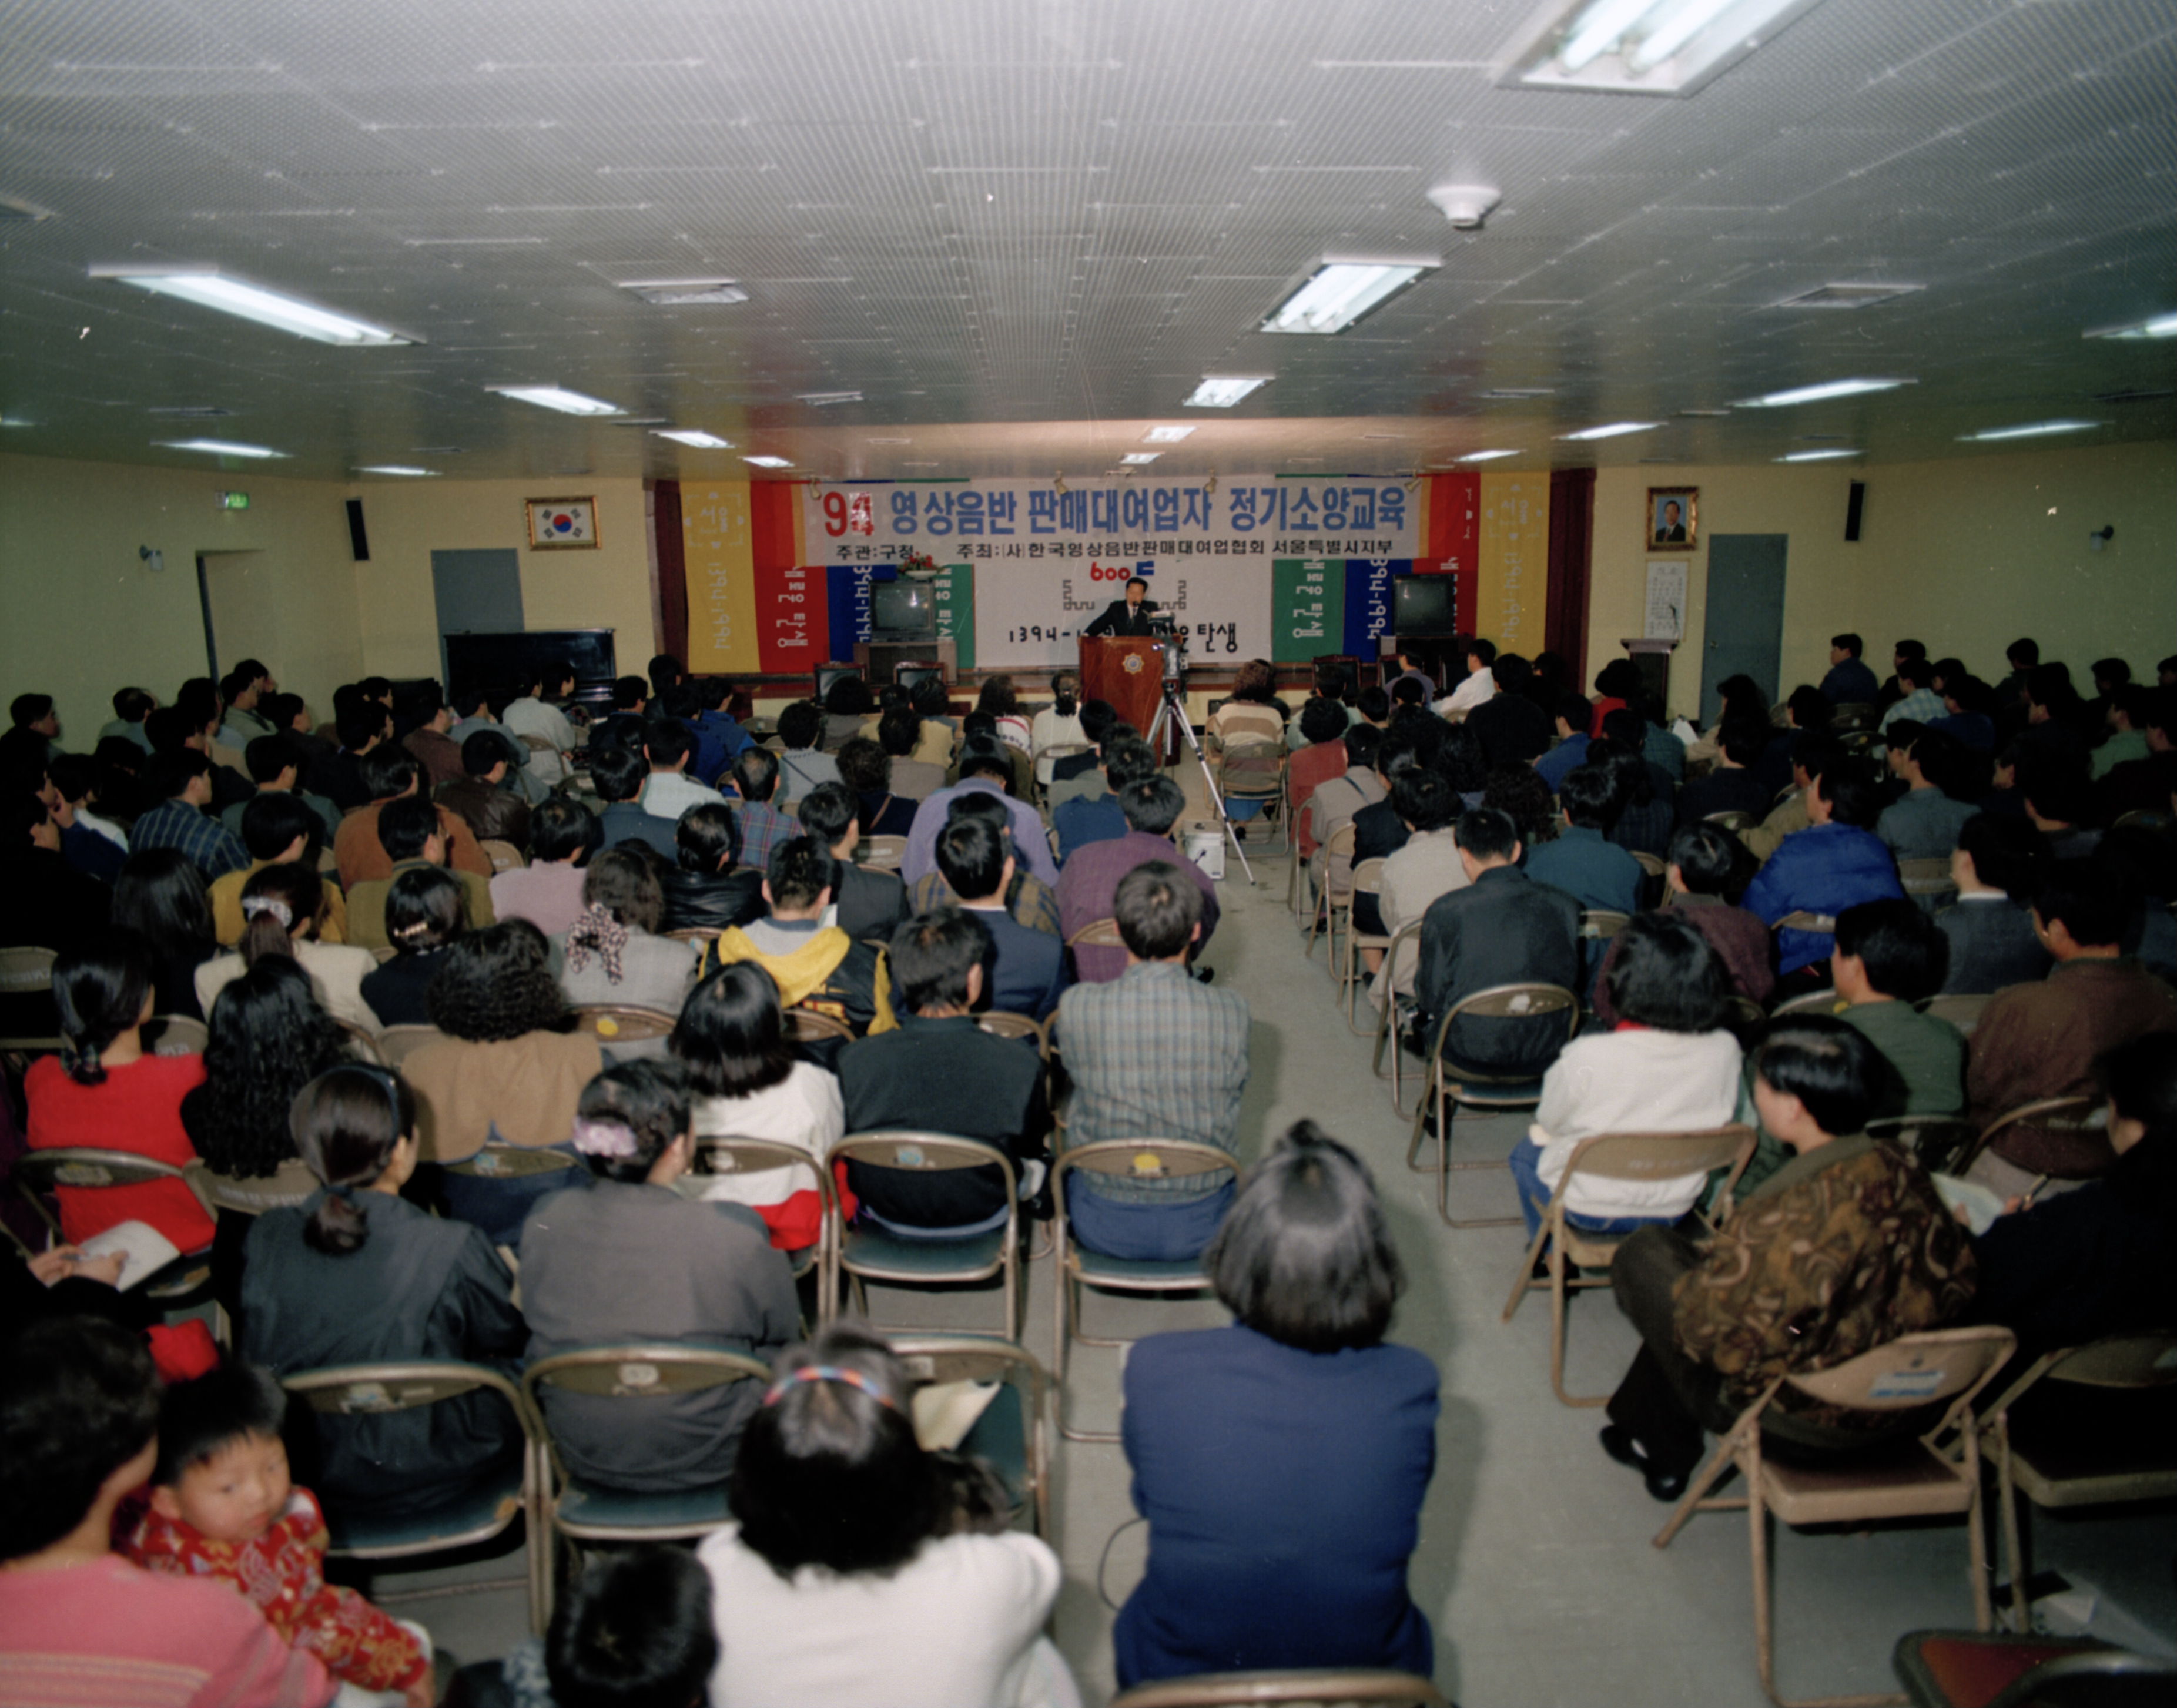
1743 761 1903 991
1819 633 1881 705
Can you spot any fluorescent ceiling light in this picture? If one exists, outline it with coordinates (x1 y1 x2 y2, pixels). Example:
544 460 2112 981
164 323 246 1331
743 454 792 468
92 266 415 346
1957 420 2104 443
157 438 286 459
798 391 863 407
1509 0 1826 96
1120 452 1160 465
1142 426 1195 443
1457 449 1520 462
489 385 624 417
1739 377 1913 408
1555 420 1663 441
2084 312 2177 341
354 464 439 477
652 429 733 449
1185 377 1268 408
620 279 748 306
1261 259 1435 336
1774 448 1861 463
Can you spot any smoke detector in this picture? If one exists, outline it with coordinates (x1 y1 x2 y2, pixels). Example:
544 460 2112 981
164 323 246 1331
1426 185 1501 229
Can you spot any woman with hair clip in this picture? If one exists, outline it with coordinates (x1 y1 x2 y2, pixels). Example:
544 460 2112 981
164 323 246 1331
976 675 1032 755
554 848 700 1022
25 930 215 1254
239 1062 526 1521
696 1321 1074 1708
1112 1123 1438 1689
359 865 468 1027
193 861 381 1032
518 1061 798 1495
1028 672 1084 791
670 960 845 1251
111 848 219 1020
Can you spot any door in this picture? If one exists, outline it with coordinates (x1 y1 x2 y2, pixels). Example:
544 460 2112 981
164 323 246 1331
431 548 525 641
1697 534 1787 724
197 551 282 683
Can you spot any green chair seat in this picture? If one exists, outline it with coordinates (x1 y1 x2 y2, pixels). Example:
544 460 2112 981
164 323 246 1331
840 1223 1007 1280
1071 1249 1209 1287
957 1384 1029 1512
321 1458 526 1555
554 1478 732 1533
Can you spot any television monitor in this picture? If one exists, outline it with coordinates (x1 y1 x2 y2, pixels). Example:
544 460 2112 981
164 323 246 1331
1393 575 1459 637
894 664 946 694
1311 654 1361 701
871 578 937 640
813 664 864 705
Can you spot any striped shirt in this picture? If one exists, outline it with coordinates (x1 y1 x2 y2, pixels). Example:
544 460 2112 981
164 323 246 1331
129 798 250 880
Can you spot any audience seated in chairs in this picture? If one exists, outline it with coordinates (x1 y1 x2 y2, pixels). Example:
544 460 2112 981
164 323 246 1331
196 862 381 1032
0 1318 336 1704
2019 758 2101 862
434 729 532 850
911 789 1066 937
1114 1124 1438 1690
2095 824 2177 981
880 702 950 803
1830 899 1965 1118
554 848 700 1022
2093 685 2177 821
491 795 599 939
1739 730 1834 864
1819 632 1881 704
240 1063 527 1522
111 848 216 1020
838 735 920 838
775 700 843 806
1523 763 1643 916
1937 813 2051 993
1508 915 1745 1242
457 1545 718 1708
1285 696 1353 859
1599 1018 1975 1501
1057 775 1221 984
1676 722 1773 829
221 735 340 845
1464 654 1553 769
183 957 353 1184
1 793 112 1003
696 1323 1072 1707
1964 860 2177 1198
128 748 250 881
587 744 681 865
671 961 844 1252
799 781 908 943
658 801 764 935
345 795 495 952
333 746 493 890
398 681 463 791
1304 723 1386 906
638 718 725 826
1741 758 1904 989
1203 659 1291 819
1057 863 1250 1262
704 837 897 1050
1347 727 1423 936
936 815 1068 1022
837 907 1050 1236
1044 696 1116 814
1876 725 1980 862
41 753 125 887
1591 723 1674 859
1594 825 1773 1022
518 1060 798 1495
359 865 468 1027
209 792 348 947
308 698 387 813
724 746 799 879
903 739 1058 890
1370 769 1468 1002
1052 731 1152 865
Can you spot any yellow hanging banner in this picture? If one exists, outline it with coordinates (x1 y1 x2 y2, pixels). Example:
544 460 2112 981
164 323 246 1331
683 481 762 674
1473 473 1550 655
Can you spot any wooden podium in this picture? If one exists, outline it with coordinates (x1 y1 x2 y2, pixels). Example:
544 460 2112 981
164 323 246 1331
1080 636 1172 758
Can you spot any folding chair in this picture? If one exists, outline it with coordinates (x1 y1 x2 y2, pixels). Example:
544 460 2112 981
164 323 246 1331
893 1334 1053 1539
334 1018 384 1063
0 943 62 1056
1111 1671 1448 1707
1773 988 1845 1017
1893 1629 2177 1707
824 1133 1023 1339
191 1156 321 1217
373 1023 450 1068
665 926 721 947
1652 1325 2018 1708
1405 983 1581 1230
1304 822 1358 963
1367 922 1426 1111
1217 740 1287 858
145 1013 209 1056
1865 1115 1982 1175
693 1134 837 1296
370 945 398 964
785 1007 855 1047
1831 701 1879 733
1501 1124 1756 1406
1981 1329 2177 1632
478 838 526 872
853 834 908 870
1775 910 1838 935
1339 857 1392 1034
1914 993 1991 1036
571 1003 679 1044
521 1345 770 1622
1953 1095 2101 1185
12 1148 219 1307
1066 916 1125 984
444 1143 582 1185
281 1361 548 1634
1898 856 1957 907
1050 1138 1230 1443
1704 809 1759 833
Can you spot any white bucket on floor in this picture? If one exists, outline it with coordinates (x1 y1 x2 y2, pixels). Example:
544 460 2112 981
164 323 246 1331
1183 822 1226 881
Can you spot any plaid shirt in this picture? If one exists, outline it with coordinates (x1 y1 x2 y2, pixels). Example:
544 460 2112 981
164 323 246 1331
732 799 797 875
908 869 1061 937
129 798 250 880
1056 961 1249 1203
1879 686 1945 734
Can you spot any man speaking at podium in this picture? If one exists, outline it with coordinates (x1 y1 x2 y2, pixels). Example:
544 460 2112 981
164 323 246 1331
1084 575 1160 638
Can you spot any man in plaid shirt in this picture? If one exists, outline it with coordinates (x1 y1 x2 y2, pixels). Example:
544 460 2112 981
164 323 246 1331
1056 861 1250 1261
129 750 250 880
726 746 798 878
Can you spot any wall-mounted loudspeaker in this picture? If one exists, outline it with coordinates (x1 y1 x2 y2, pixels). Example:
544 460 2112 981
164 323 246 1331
1844 481 1865 542
345 498 371 561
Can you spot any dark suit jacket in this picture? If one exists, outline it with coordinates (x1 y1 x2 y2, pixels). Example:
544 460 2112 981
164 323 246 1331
1084 598 1159 638
1677 766 1774 828
1466 691 1553 768
659 866 765 934
1934 897 2050 994
436 776 531 849
976 905 1069 1021
835 862 907 944
1414 865 1581 1074
599 802 682 862
1350 798 1411 935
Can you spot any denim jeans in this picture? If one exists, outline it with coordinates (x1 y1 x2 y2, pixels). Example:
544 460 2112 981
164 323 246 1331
1068 1178 1237 1262
1507 1137 1667 1243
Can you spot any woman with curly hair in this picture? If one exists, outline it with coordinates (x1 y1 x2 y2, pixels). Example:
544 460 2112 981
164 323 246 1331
400 922 602 1241
112 848 219 1020
182 958 356 1180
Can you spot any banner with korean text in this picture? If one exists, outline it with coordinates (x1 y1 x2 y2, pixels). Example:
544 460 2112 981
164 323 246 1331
1472 472 1550 658
682 481 762 675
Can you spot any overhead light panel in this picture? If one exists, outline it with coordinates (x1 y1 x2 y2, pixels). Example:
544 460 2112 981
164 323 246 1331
1142 426 1195 444
1185 377 1269 408
1508 0 1827 96
157 438 287 459
1457 449 1521 462
1957 420 2104 444
2084 312 2177 341
652 429 734 449
1773 282 1922 310
743 454 792 468
798 391 863 407
1774 448 1861 463
1120 453 1161 465
1262 260 1434 335
1739 377 1913 407
92 266 415 346
354 464 440 477
489 385 625 417
1555 420 1663 441
619 279 748 306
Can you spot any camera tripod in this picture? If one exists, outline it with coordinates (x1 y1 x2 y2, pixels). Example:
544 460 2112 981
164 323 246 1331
1146 668 1260 888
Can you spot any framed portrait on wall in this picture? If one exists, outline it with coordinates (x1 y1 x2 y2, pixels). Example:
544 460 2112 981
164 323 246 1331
526 496 599 550
1646 487 1697 552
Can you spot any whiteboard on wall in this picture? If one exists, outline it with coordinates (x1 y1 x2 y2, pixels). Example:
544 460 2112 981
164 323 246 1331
1644 559 1687 641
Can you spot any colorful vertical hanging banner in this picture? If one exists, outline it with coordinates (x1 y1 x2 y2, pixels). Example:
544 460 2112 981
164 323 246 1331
1342 558 1407 657
1272 558 1343 662
682 481 762 674
934 563 976 670
1473 473 1550 655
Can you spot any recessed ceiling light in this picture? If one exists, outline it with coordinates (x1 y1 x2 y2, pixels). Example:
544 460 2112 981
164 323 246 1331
413 446 465 454
652 429 734 449
0 193 55 222
157 438 286 459
1555 420 1663 441
1506 0 1827 96
1 414 38 428
743 454 792 468
1773 282 1923 310
619 279 749 306
489 385 625 417
1120 452 1161 465
1957 420 2104 443
354 464 440 477
1677 407 1732 418
1185 377 1269 408
1143 426 1195 444
1774 448 1862 463
2084 312 2177 341
1739 377 1913 408
1457 449 1520 462
1262 258 1436 335
1481 387 1555 399
91 266 416 346
146 405 235 418
798 391 863 407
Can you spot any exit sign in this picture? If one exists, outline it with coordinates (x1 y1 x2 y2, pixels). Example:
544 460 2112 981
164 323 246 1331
216 491 250 510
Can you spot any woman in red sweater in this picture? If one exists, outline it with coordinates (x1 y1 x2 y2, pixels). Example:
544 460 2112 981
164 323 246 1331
26 931 214 1252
